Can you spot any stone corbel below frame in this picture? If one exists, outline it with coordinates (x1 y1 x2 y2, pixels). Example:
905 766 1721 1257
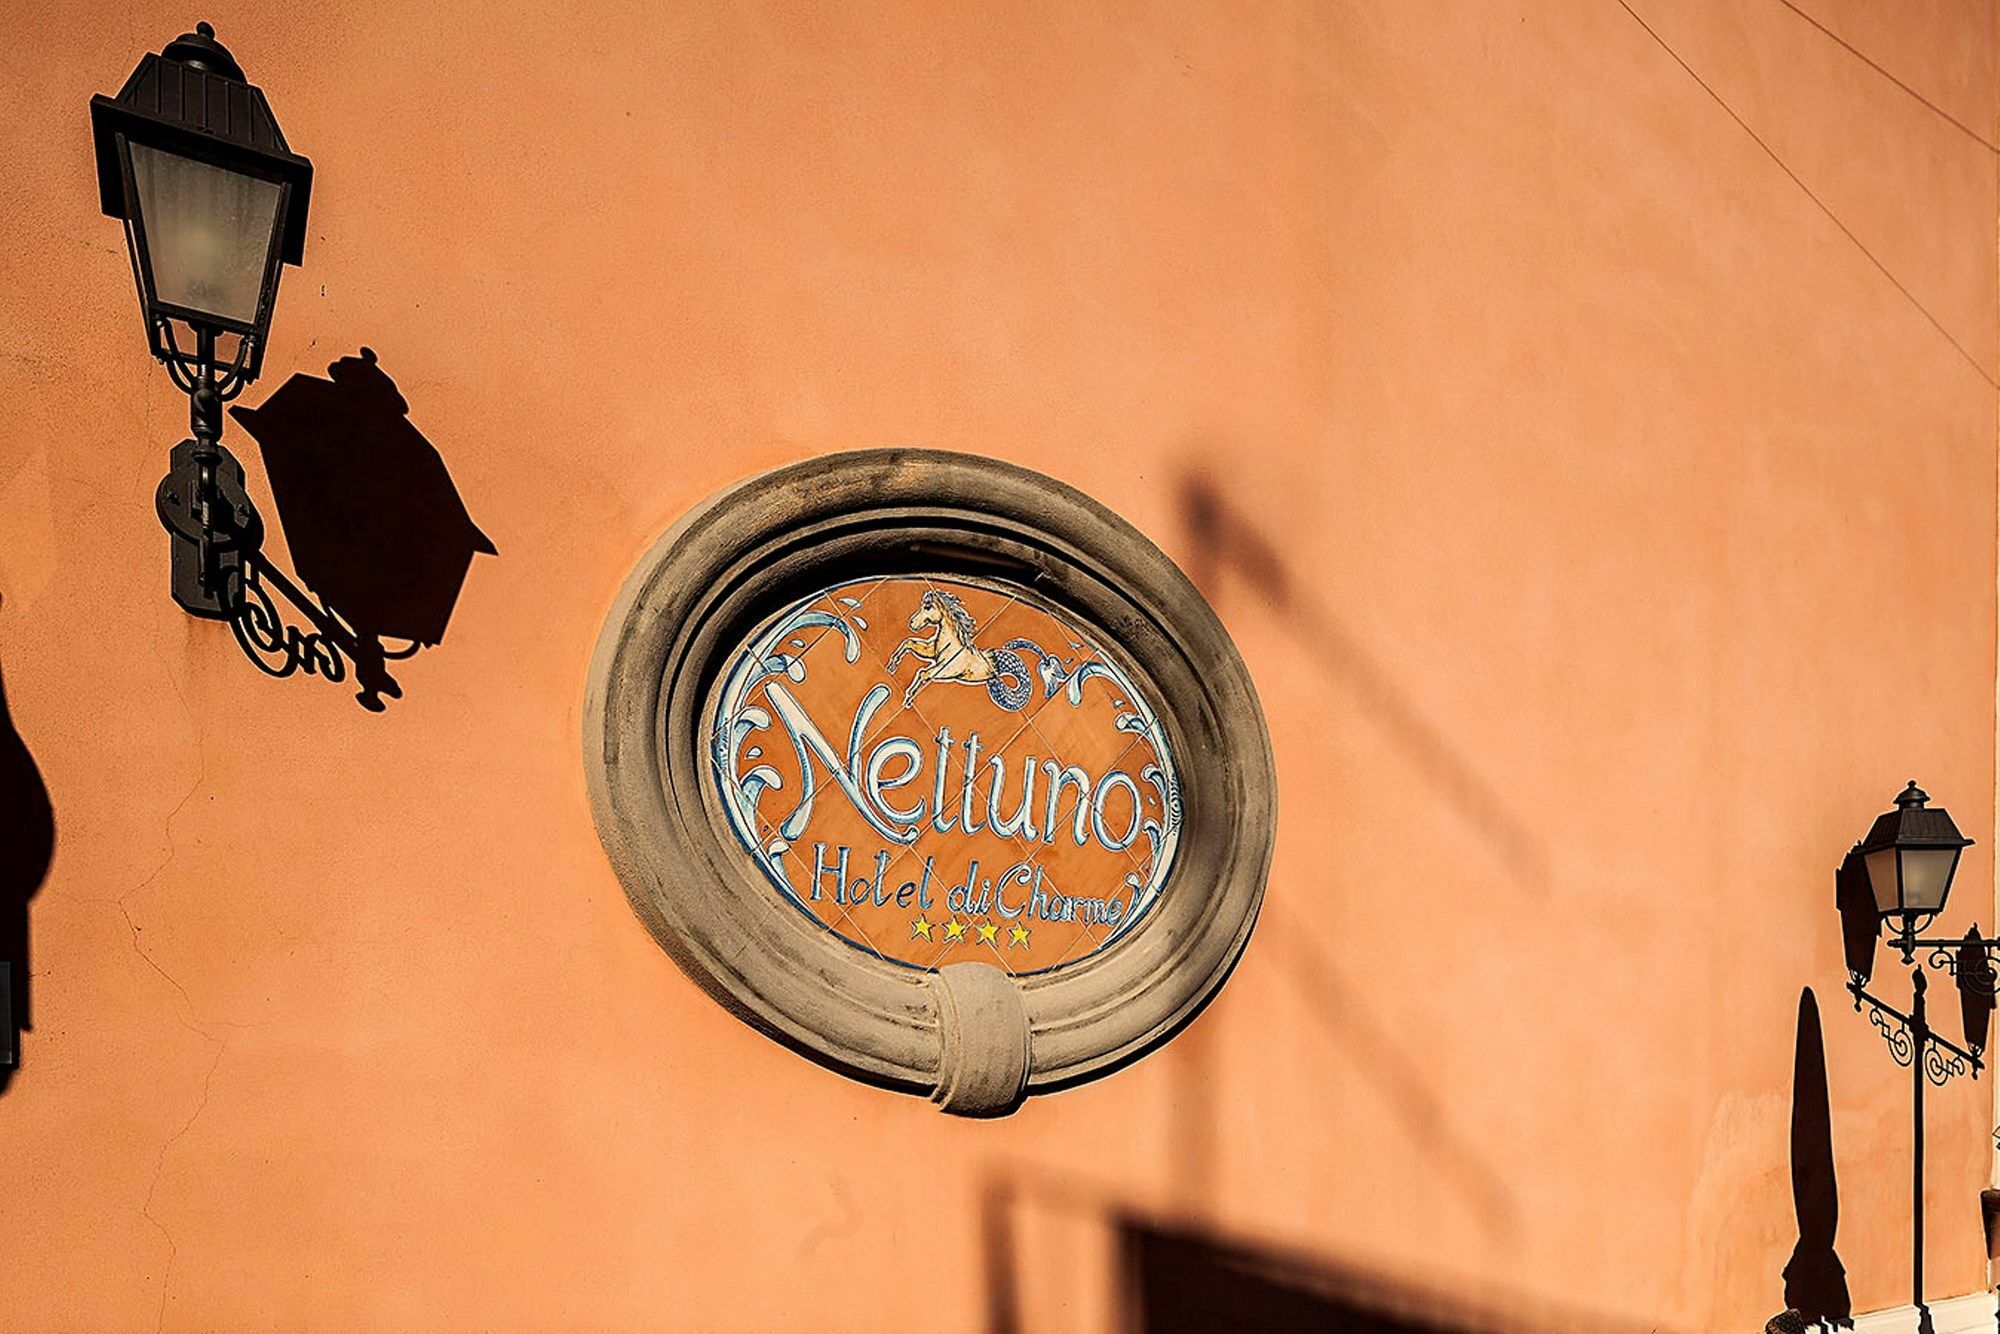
583 449 1275 1115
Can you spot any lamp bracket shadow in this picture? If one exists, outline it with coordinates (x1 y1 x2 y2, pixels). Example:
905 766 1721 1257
155 437 413 708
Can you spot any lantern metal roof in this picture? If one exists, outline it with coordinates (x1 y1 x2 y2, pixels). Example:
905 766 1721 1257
1857 781 1974 858
88 22 313 266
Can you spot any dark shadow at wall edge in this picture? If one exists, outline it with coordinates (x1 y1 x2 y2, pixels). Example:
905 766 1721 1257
0 606 55 1094
1781 987 1852 1329
229 348 496 711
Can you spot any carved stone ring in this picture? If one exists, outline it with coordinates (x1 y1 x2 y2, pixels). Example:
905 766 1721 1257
584 449 1274 1115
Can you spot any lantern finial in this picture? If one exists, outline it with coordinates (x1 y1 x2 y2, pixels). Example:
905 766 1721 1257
161 21 244 80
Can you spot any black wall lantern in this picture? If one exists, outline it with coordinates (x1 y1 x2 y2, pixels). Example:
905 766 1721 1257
1858 782 1975 936
1835 782 1997 1334
89 21 311 396
92 20 307 622
92 25 406 706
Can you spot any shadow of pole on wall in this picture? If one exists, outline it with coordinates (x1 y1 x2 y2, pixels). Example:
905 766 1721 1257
1779 987 1852 1330
1170 463 1523 1251
229 348 495 711
0 609 54 1093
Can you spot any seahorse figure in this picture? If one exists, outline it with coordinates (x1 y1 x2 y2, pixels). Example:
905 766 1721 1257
888 588 1056 711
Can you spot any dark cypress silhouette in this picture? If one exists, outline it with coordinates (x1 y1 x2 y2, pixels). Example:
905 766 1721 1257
1783 988 1852 1327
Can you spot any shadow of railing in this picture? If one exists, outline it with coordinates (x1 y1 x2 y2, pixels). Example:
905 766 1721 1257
1260 901 1518 1242
1165 466 1525 1246
1176 471 1546 889
980 1168 1663 1334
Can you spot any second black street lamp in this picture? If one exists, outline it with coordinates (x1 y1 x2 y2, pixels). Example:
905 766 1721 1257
1838 782 1997 1334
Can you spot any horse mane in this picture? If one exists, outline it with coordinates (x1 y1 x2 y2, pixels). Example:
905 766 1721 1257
936 589 979 642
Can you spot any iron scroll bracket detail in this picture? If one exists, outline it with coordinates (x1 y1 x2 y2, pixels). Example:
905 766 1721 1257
1849 979 1983 1087
155 437 413 710
1920 940 2000 997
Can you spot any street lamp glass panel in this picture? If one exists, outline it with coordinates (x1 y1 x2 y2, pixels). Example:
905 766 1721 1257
1897 846 1960 915
1865 848 1903 914
128 142 281 327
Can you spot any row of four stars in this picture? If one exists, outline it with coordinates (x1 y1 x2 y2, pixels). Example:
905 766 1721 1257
910 917 1031 948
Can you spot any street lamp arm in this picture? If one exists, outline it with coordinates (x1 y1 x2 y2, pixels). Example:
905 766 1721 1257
153 437 403 711
1904 934 1999 951
1919 941 2000 997
1848 979 1985 1077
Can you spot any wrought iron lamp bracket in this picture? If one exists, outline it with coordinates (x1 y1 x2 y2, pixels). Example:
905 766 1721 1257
1848 979 1984 1086
1889 913 1941 963
158 319 254 402
1908 933 2000 998
153 436 403 709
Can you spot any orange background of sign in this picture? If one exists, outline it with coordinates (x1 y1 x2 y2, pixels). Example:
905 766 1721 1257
0 1 1996 1329
717 576 1172 973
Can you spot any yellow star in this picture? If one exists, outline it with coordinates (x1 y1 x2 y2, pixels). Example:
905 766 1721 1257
975 921 999 944
1008 925 1031 949
910 917 933 941
942 919 967 943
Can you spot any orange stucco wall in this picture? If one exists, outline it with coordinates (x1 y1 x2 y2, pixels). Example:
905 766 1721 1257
2 2 1997 1329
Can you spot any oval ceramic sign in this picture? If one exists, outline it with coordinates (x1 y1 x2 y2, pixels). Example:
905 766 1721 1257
708 575 1182 973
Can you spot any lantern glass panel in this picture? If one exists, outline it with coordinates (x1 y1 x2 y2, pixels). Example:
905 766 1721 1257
1898 846 1960 914
129 141 281 327
1865 848 1902 914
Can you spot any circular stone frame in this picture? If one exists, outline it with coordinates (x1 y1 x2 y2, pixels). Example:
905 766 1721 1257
584 449 1274 1116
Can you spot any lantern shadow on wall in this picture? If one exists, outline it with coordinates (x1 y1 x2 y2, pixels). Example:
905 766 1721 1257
228 348 495 710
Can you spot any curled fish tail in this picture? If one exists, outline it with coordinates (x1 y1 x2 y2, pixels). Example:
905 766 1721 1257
1001 637 1072 697
986 648 1033 711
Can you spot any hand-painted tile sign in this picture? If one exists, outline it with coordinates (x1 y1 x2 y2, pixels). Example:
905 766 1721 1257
710 577 1181 974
